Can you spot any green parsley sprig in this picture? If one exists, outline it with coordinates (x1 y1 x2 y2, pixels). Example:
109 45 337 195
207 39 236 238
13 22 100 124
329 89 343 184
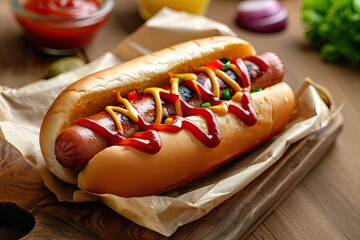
302 0 360 66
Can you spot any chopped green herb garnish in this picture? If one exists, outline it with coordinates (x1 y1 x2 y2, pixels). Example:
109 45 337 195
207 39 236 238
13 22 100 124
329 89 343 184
179 76 186 82
222 88 231 100
201 102 211 108
221 61 231 71
251 88 262 93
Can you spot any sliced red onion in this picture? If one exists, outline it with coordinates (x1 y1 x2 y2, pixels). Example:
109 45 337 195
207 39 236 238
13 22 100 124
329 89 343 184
236 0 288 33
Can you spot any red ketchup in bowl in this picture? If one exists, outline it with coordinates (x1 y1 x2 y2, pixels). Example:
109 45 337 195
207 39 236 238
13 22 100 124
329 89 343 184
12 0 114 55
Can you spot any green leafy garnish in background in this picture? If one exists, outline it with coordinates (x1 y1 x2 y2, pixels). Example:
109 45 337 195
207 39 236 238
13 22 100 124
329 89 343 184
302 0 360 66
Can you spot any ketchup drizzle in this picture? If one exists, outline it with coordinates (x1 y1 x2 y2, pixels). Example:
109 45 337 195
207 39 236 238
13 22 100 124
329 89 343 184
231 58 251 88
183 67 257 126
138 103 221 149
77 55 268 153
77 117 162 154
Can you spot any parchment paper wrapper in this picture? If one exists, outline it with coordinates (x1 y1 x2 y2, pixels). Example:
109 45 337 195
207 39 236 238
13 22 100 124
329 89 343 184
113 7 237 61
0 8 343 237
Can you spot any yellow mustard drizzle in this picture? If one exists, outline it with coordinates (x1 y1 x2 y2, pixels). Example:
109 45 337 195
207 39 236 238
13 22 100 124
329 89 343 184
195 66 220 98
170 73 197 117
209 102 229 116
230 64 242 80
197 64 247 116
105 91 139 134
164 117 175 125
214 67 242 93
106 64 249 134
143 87 168 124
231 91 244 103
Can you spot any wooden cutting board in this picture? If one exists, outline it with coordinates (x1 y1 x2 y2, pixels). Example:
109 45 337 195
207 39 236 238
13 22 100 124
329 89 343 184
0 115 343 240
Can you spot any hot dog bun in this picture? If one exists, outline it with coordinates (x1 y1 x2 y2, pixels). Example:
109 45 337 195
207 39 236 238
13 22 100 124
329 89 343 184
40 36 295 197
77 82 294 197
40 36 256 184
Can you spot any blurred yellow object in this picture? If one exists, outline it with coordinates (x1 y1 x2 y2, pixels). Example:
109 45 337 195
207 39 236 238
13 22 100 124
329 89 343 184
137 0 211 20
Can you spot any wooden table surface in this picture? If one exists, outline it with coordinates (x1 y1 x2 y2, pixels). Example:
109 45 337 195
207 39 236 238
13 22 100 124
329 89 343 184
1 0 359 239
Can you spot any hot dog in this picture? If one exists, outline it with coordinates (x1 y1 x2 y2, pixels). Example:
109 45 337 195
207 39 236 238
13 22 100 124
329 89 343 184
40 36 295 198
55 51 284 172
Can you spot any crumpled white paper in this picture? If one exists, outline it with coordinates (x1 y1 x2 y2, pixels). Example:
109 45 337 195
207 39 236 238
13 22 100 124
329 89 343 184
0 8 342 237
113 7 237 61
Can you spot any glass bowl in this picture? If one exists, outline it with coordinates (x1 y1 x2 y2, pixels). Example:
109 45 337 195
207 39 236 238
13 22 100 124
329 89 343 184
11 0 115 55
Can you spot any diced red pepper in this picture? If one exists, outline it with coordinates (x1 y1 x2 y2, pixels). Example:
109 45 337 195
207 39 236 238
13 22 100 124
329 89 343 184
127 90 138 100
221 61 231 71
206 59 224 69
222 88 231 100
